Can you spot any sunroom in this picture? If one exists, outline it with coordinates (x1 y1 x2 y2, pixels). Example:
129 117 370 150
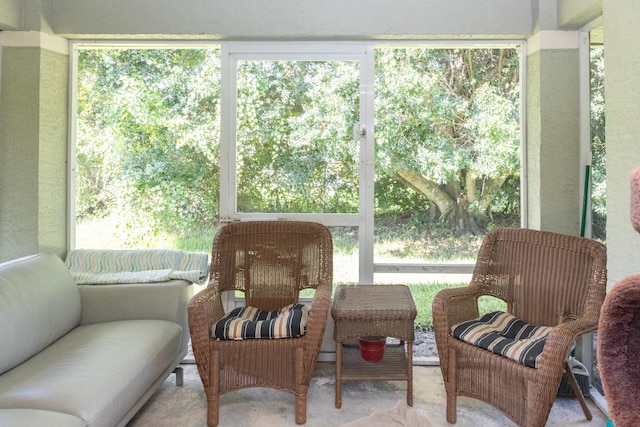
0 1 638 426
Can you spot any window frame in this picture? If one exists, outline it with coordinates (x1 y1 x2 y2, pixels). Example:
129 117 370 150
68 39 527 285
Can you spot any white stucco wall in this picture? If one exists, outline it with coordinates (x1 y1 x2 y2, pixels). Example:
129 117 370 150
603 0 640 288
0 0 21 30
49 0 533 40
557 0 601 28
526 31 582 235
0 46 41 261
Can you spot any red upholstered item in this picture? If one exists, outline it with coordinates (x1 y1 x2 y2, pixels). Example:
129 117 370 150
598 166 640 427
598 276 640 427
631 166 640 233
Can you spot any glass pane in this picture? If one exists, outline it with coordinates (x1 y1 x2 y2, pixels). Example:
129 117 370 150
235 60 360 214
590 41 606 396
75 48 221 250
329 225 359 285
590 46 606 243
373 47 521 264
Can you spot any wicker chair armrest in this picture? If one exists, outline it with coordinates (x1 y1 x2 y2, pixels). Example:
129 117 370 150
306 281 332 333
538 317 599 373
529 316 600 411
187 283 226 386
300 281 332 375
432 286 483 328
432 286 483 373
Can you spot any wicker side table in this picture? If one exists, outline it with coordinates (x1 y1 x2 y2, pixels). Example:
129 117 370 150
331 284 417 408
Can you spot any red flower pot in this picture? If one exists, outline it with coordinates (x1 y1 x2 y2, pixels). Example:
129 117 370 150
359 336 386 362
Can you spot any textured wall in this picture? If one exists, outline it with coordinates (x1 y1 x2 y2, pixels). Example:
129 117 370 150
526 51 543 229
526 39 581 235
0 47 41 262
557 0 601 28
38 49 69 256
603 0 640 288
0 0 21 30
0 44 68 263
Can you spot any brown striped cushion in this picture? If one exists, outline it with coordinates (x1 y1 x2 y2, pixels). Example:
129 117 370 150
451 311 552 368
212 303 310 340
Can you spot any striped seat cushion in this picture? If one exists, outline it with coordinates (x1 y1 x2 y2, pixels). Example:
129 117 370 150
212 303 310 340
451 311 553 368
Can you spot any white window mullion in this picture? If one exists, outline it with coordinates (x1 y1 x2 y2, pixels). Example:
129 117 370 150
359 45 376 284
68 43 80 250
219 44 235 222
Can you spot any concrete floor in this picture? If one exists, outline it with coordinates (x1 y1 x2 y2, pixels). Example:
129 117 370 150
127 362 608 427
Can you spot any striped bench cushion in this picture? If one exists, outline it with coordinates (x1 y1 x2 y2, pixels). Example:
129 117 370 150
212 303 310 340
451 311 553 368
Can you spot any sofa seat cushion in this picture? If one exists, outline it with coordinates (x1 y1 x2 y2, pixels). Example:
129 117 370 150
451 311 553 368
0 409 85 427
0 319 181 427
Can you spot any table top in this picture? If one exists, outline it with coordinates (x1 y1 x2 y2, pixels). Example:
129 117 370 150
331 284 417 321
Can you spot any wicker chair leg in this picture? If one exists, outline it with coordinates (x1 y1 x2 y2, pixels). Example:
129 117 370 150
206 350 220 427
525 380 549 427
294 347 307 424
295 391 307 424
446 347 457 424
206 394 219 427
525 380 536 427
564 362 592 420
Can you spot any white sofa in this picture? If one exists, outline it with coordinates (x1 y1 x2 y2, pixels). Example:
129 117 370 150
0 252 203 427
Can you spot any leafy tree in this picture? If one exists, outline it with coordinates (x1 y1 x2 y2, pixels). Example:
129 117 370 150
235 60 360 213
375 48 521 234
76 48 220 243
76 47 522 246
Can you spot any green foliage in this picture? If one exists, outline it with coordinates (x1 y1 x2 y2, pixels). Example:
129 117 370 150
590 48 606 241
235 60 360 214
76 48 221 244
76 46 522 246
374 48 521 234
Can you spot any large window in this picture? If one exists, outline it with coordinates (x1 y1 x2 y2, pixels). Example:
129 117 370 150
71 42 524 331
373 47 522 270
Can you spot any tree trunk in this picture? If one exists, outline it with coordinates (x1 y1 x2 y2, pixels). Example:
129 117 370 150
455 195 484 235
395 170 456 221
477 176 507 214
395 169 504 235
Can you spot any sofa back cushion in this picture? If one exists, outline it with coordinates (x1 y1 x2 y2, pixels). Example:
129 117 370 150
0 253 81 375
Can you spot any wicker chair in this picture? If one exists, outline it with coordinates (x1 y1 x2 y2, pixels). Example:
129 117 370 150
188 221 333 426
432 228 607 427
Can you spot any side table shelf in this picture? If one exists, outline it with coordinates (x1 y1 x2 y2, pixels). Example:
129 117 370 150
340 343 409 381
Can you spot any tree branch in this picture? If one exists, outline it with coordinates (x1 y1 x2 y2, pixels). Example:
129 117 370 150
395 170 456 219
